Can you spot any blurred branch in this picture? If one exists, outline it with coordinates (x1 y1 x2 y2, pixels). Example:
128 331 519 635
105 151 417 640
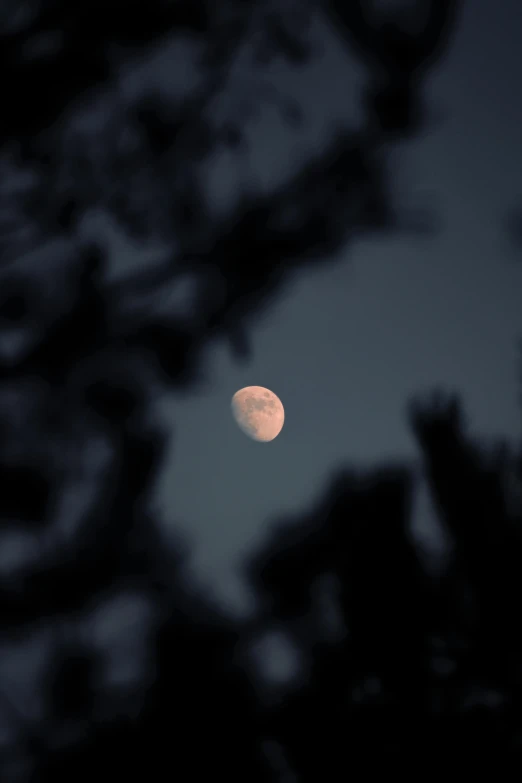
325 0 460 76
324 0 461 136
112 128 396 366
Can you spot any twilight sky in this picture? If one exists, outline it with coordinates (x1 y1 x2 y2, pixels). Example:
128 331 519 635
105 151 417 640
105 0 522 616
3 0 522 754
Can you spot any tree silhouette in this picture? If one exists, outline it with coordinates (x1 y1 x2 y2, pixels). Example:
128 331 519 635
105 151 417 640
4 0 520 780
246 392 522 769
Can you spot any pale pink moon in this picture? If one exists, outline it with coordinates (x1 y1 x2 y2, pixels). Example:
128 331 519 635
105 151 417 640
231 386 285 442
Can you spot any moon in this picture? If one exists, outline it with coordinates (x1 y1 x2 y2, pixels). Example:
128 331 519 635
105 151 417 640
231 386 284 442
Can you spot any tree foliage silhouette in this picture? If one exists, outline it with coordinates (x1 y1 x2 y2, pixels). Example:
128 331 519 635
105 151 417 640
246 393 522 769
4 0 520 780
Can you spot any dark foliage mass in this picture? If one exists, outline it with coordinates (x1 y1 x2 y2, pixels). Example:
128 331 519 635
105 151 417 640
1 0 521 779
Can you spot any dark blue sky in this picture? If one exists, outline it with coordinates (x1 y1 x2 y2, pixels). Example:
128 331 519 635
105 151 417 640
82 0 522 616
0 0 521 756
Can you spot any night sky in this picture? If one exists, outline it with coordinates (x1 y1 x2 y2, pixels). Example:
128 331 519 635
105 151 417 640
1 0 522 769
134 0 522 615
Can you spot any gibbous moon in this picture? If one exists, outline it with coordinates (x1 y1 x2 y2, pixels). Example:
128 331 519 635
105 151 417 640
231 386 284 442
